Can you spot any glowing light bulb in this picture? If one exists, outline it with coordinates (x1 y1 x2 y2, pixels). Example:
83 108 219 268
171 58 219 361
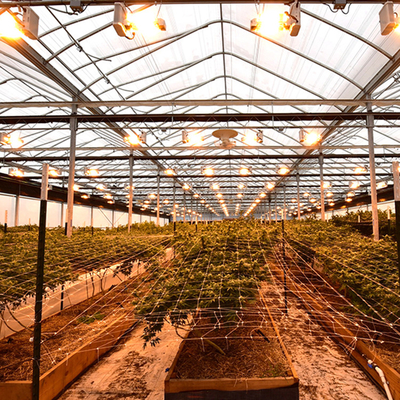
49 169 60 177
124 133 141 146
148 193 156 199
164 168 176 176
349 181 360 189
0 12 22 39
302 131 321 146
9 168 24 177
202 167 214 176
239 166 251 176
259 192 266 198
354 166 367 174
216 193 223 198
266 182 275 190
182 183 191 190
322 181 331 189
85 168 99 177
278 166 290 175
96 184 106 191
211 183 220 191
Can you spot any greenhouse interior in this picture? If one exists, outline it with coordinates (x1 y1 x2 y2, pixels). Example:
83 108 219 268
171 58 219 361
1 0 400 399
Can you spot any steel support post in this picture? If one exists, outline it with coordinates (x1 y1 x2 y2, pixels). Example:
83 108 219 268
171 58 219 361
156 171 160 227
319 154 325 221
275 192 278 222
392 161 400 284
296 172 301 220
283 184 286 221
268 195 271 223
173 182 176 232
128 151 133 232
367 101 379 241
66 105 77 237
32 164 49 400
15 194 20 226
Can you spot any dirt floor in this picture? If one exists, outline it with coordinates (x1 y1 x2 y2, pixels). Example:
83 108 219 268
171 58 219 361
261 283 387 400
60 290 387 400
60 323 182 400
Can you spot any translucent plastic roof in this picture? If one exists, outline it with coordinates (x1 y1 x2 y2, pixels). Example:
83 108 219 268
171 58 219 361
1 1 400 216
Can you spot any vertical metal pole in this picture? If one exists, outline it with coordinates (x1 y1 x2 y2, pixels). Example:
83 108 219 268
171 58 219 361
112 209 115 229
183 192 186 223
128 151 133 233
32 164 49 400
173 182 176 232
283 184 287 221
274 192 277 222
319 154 325 221
282 218 288 314
66 104 77 238
392 161 400 284
296 172 301 220
15 194 20 227
90 206 94 230
196 200 198 231
268 196 271 223
4 210 7 233
367 101 379 241
60 202 64 228
387 206 391 234
156 171 160 227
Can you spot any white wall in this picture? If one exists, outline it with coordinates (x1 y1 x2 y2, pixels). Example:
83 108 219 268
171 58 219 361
0 193 169 228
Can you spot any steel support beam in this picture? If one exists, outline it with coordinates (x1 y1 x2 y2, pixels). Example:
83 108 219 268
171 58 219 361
0 111 399 124
3 152 400 162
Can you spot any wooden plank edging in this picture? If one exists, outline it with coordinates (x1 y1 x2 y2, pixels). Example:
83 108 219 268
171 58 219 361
1 314 137 400
165 297 299 394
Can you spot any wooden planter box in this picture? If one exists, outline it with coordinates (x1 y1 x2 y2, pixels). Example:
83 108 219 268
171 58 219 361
0 315 136 400
165 301 299 400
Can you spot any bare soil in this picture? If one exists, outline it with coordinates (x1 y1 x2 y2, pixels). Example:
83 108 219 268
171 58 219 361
173 309 292 380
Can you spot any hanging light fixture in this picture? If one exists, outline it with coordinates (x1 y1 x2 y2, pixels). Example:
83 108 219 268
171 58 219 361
278 166 290 175
377 181 388 189
354 166 367 174
266 182 275 190
0 132 24 148
96 183 107 191
322 181 331 189
182 183 191 190
84 167 99 177
164 168 176 176
8 168 24 177
49 168 60 177
349 181 360 189
239 166 251 176
299 129 321 146
211 183 220 191
202 166 214 176
0 8 39 40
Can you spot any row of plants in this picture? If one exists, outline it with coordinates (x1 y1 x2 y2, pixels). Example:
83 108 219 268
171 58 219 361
0 223 172 310
134 220 271 347
281 220 400 322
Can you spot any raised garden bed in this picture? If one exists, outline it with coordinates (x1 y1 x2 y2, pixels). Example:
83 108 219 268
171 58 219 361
165 301 299 400
0 273 151 400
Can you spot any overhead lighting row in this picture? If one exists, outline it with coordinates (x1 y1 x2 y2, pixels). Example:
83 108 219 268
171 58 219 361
250 1 398 38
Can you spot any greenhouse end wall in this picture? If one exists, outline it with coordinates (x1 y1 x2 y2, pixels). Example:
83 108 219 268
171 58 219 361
0 193 168 228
